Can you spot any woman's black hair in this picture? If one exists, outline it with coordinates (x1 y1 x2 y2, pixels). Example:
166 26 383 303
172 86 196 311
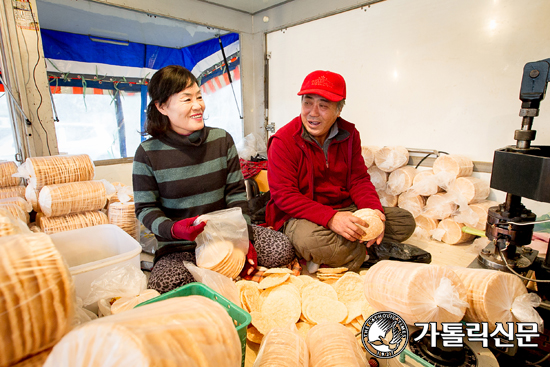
144 65 199 138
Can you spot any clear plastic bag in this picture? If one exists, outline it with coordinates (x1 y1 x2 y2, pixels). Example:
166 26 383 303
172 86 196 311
73 296 98 326
236 133 267 160
183 261 239 305
82 264 147 307
194 208 249 267
254 324 309 367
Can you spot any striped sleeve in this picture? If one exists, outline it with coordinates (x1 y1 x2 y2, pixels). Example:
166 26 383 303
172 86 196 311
224 133 250 224
132 145 175 239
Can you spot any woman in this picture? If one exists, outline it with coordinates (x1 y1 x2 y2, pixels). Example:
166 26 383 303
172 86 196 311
133 65 294 294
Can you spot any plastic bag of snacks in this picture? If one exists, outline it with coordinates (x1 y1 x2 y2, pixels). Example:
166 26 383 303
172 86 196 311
194 208 249 279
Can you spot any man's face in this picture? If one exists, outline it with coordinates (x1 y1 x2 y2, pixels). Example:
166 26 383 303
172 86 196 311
300 94 341 144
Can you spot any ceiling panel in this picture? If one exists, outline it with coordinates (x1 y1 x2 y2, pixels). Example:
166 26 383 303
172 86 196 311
35 0 230 49
197 0 295 14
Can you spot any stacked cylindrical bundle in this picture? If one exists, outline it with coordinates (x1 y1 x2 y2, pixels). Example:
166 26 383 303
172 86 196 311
361 146 380 168
410 169 441 196
0 161 21 187
432 154 473 178
363 260 468 326
0 233 75 367
360 149 490 245
368 166 388 190
25 154 95 191
39 211 109 235
374 146 409 172
307 323 367 367
0 185 25 199
43 296 242 367
386 166 418 195
38 181 107 217
108 202 139 240
468 200 499 230
450 267 541 331
435 218 475 245
253 326 308 367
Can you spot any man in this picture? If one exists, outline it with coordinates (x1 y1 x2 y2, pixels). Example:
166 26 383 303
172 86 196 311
266 70 415 272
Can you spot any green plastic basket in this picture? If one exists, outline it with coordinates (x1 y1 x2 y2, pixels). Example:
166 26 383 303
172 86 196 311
136 282 251 366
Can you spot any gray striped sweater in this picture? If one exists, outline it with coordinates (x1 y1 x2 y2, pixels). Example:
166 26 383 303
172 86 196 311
132 127 249 261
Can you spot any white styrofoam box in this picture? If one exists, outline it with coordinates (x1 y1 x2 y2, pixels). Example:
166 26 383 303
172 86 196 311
49 224 142 311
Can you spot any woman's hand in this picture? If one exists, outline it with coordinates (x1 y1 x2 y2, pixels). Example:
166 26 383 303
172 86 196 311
171 216 207 241
240 241 258 277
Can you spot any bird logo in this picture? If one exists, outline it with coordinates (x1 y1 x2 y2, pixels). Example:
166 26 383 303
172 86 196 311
361 311 409 359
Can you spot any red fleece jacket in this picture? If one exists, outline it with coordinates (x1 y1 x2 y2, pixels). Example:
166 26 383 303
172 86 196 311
266 116 383 231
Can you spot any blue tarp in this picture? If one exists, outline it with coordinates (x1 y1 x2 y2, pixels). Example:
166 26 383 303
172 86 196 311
41 29 239 74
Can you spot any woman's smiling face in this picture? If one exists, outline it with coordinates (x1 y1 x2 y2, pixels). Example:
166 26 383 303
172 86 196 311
156 83 205 135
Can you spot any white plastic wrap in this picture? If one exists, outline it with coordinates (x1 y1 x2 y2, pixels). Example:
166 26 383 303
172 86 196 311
236 132 267 160
73 297 98 326
306 323 366 367
43 296 242 367
0 233 75 367
82 264 147 307
423 192 458 220
397 191 426 218
253 324 308 367
0 161 21 187
24 154 95 191
465 200 499 230
25 185 41 212
368 165 388 190
377 189 398 207
363 260 468 326
183 261 240 305
194 208 249 279
39 181 107 217
450 267 542 331
374 146 410 172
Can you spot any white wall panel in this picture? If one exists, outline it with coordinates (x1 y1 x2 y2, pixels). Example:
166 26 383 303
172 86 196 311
266 0 550 163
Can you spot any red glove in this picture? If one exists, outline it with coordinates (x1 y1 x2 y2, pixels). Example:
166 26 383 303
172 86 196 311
171 216 206 241
240 241 258 277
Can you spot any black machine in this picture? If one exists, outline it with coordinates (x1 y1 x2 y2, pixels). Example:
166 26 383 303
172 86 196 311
469 59 550 365
476 58 550 284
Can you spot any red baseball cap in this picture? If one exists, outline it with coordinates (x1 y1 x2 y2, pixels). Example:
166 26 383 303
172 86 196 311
297 70 346 102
